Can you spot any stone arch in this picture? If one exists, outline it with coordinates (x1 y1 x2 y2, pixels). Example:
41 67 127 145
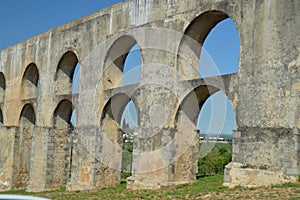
99 93 137 185
19 104 36 126
101 93 133 125
177 10 240 79
0 72 5 103
55 51 79 95
123 44 141 86
197 90 236 136
53 99 73 129
21 63 39 100
172 85 236 182
13 103 36 189
175 85 221 126
47 99 73 189
103 35 141 90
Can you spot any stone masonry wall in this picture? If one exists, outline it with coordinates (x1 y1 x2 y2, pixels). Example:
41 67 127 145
0 0 299 191
45 129 72 189
224 128 300 187
12 127 33 190
0 127 16 191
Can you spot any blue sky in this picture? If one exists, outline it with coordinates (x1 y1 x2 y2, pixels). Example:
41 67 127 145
199 19 240 78
0 1 239 135
0 0 123 50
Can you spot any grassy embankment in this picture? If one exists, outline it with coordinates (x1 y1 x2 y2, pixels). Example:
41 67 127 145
1 175 299 199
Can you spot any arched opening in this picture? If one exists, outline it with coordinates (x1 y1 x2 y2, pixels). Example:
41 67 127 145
70 109 77 128
0 72 5 102
100 93 138 185
70 62 80 127
72 63 80 95
55 51 79 95
173 86 236 182
120 42 140 180
48 99 74 189
199 18 240 77
120 101 138 181
13 104 36 189
103 36 141 90
54 99 73 129
178 11 240 79
21 63 39 100
123 44 141 86
0 108 3 125
197 91 235 176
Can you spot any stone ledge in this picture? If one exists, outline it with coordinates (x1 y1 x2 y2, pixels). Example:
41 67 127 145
224 162 299 188
126 175 196 190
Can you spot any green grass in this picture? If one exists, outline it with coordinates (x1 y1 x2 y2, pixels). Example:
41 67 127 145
271 182 300 188
1 175 299 200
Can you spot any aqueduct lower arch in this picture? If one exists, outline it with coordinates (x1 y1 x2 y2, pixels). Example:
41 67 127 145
0 0 299 192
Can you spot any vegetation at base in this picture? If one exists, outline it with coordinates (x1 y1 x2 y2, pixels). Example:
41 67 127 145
198 143 232 177
121 140 133 180
1 175 299 200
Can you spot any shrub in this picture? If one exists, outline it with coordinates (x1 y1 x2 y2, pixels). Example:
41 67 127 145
198 145 232 176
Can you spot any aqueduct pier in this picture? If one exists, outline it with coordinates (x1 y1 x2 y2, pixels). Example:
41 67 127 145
0 0 299 192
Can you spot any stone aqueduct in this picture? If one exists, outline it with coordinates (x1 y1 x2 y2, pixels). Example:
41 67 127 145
0 0 299 192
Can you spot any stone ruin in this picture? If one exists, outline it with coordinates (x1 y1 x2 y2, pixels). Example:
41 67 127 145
0 0 299 192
